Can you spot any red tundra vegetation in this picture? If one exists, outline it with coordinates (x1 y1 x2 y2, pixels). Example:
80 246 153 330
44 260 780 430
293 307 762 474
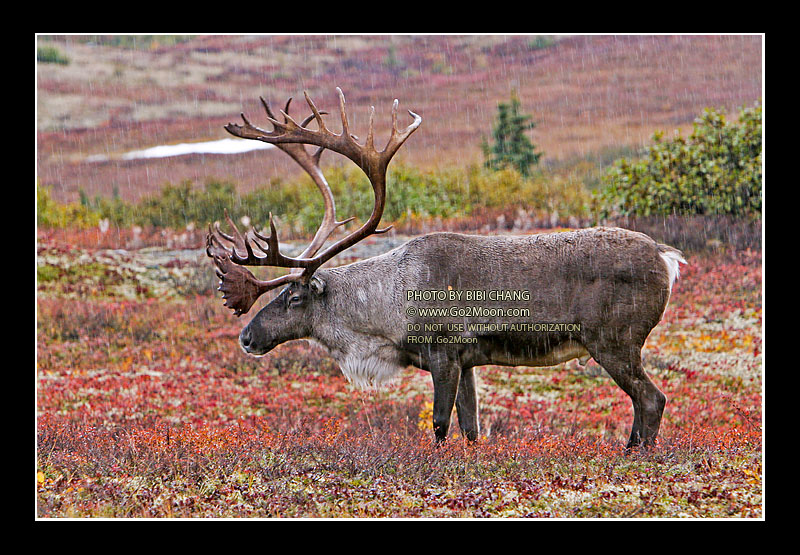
35 231 762 518
36 34 763 519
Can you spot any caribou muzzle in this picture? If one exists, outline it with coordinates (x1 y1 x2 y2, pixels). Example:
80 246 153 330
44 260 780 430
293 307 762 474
238 324 275 356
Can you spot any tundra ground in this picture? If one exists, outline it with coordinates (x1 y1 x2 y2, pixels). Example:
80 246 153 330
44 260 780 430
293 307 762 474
36 234 762 518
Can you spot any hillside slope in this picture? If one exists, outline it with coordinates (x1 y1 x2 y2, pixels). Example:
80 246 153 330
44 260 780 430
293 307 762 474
36 34 762 203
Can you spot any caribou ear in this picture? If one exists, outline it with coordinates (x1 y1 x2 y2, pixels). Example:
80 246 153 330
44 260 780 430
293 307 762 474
309 276 326 296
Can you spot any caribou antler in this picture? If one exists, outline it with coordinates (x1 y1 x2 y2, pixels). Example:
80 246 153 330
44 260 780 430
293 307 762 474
207 88 422 316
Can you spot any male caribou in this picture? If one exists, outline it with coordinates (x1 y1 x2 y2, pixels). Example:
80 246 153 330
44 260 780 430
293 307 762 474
206 88 686 448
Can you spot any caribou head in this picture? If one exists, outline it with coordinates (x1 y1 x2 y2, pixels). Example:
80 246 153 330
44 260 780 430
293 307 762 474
206 88 421 355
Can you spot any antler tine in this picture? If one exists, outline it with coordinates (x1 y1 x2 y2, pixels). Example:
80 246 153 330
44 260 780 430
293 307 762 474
225 111 269 142
206 209 294 270
278 108 303 131
365 106 376 151
296 109 327 165
208 210 248 260
259 95 294 128
300 112 328 130
224 209 247 249
392 99 399 136
255 99 290 134
303 90 329 134
336 87 351 141
209 246 301 317
250 213 280 258
283 98 292 121
383 99 423 160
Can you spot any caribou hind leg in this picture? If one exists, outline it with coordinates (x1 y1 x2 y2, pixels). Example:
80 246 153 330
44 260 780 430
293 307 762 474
593 347 666 449
455 367 479 442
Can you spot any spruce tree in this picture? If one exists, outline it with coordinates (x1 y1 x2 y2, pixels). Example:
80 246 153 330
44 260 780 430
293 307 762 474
482 92 541 177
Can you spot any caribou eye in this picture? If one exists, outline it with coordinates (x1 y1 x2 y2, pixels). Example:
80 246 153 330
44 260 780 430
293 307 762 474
288 293 302 307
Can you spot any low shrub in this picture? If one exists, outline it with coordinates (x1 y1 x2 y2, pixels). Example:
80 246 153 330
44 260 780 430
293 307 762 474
38 164 591 237
37 45 69 65
38 185 101 229
594 102 762 219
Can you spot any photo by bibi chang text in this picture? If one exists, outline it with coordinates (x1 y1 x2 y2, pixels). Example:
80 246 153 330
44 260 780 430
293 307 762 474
406 289 531 302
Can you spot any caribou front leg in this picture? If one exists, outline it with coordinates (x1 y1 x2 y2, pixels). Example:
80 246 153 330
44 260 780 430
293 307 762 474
430 359 461 445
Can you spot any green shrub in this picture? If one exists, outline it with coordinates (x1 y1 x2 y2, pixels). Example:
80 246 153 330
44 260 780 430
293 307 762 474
135 180 237 228
528 36 556 50
79 35 196 50
464 165 589 216
37 185 100 229
37 45 69 65
251 163 473 234
594 102 762 219
37 163 593 234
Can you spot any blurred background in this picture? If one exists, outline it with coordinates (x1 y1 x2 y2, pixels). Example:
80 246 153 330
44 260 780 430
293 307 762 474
36 34 762 251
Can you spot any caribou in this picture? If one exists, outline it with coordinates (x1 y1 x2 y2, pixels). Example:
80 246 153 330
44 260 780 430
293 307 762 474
206 88 687 448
